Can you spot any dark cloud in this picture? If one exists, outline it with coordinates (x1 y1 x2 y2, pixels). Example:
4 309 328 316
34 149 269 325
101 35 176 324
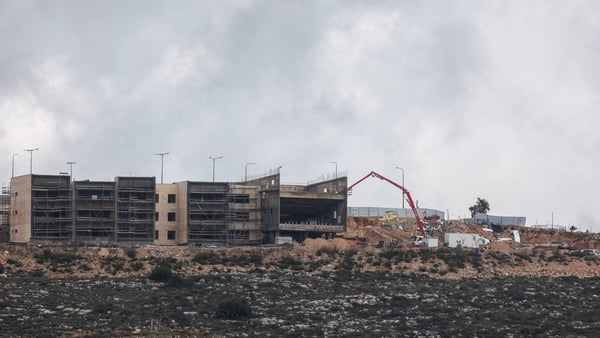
1 0 599 230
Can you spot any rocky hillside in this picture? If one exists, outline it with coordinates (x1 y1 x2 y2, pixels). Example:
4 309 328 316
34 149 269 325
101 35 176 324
1 219 599 279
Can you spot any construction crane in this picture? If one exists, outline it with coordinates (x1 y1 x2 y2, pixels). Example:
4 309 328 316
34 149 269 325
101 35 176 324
347 171 425 239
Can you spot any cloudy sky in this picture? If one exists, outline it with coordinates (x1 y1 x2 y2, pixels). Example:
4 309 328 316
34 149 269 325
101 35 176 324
1 1 599 229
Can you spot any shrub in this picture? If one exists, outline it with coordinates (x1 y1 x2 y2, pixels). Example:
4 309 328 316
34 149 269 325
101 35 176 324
34 249 80 266
227 253 263 267
7 258 22 267
193 251 221 265
337 254 356 270
125 248 137 260
29 269 45 278
215 297 252 320
148 264 173 282
79 263 93 272
130 261 144 271
278 256 303 270
316 246 338 258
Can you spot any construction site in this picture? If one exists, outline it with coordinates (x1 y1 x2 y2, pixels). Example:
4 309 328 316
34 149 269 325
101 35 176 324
5 172 348 247
1 171 600 336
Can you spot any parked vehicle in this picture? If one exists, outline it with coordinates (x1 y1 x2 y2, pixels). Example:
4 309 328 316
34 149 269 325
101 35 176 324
581 249 599 256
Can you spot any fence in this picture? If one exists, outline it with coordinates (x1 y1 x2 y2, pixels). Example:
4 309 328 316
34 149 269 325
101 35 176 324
465 213 527 226
348 207 445 220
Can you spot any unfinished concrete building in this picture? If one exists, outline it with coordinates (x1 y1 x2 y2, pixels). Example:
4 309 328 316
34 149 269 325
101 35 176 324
9 172 347 246
228 183 261 245
73 180 116 242
115 177 155 243
187 182 230 244
0 184 10 242
155 181 262 246
247 174 347 243
155 183 183 245
11 175 73 243
10 175 155 244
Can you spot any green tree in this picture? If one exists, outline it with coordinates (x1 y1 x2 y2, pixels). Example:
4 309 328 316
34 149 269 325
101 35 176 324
469 197 490 217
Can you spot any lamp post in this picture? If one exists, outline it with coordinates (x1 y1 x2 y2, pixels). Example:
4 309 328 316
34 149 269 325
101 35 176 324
154 152 170 184
11 153 18 178
66 161 76 181
23 148 39 174
395 166 405 209
245 162 256 182
277 166 282 174
209 156 223 182
330 161 338 179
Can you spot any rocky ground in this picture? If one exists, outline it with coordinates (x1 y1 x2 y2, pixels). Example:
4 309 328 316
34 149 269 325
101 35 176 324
1 272 599 337
1 220 600 336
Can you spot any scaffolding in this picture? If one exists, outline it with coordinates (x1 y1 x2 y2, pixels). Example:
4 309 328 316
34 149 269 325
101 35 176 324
116 177 155 243
188 182 229 244
187 182 261 246
74 181 116 242
0 183 10 242
228 184 261 245
31 175 72 241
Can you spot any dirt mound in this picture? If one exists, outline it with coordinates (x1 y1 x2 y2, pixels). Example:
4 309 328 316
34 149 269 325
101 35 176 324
347 216 379 227
301 238 355 252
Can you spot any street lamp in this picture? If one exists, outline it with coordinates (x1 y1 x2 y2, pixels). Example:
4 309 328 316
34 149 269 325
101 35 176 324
23 148 39 174
209 156 223 182
11 153 18 178
245 162 256 182
395 166 405 209
277 166 282 174
154 152 170 184
330 161 338 179
66 161 76 181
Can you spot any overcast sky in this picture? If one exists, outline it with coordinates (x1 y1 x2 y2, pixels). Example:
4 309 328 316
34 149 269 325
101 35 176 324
1 1 599 230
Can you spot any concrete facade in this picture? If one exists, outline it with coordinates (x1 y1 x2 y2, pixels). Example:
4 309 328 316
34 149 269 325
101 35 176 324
155 183 181 245
9 173 348 246
10 175 155 244
11 175 72 243
247 174 347 243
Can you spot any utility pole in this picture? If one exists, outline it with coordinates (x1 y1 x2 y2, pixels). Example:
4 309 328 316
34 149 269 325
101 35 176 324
245 162 256 182
23 148 39 174
154 152 170 184
330 161 338 179
66 161 76 181
209 156 223 182
395 166 405 209
11 153 18 178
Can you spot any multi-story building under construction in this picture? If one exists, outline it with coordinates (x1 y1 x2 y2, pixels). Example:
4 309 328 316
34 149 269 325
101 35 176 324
8 173 347 246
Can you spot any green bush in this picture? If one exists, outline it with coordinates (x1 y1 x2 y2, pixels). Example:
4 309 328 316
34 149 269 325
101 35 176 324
215 297 252 320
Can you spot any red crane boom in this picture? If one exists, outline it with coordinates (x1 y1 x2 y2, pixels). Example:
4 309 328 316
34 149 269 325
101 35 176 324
348 171 425 237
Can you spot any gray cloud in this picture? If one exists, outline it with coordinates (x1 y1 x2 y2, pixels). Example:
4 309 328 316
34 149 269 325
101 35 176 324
1 0 599 230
